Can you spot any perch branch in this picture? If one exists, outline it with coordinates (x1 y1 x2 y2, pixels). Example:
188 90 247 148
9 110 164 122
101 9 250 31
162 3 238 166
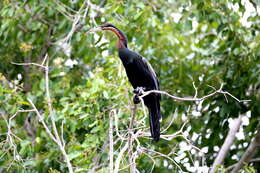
140 83 250 103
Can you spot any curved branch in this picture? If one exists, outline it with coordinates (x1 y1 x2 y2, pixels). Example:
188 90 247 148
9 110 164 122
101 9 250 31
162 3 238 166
140 84 250 103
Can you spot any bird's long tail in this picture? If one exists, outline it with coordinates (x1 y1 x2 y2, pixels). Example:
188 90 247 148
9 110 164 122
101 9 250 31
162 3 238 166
147 98 161 142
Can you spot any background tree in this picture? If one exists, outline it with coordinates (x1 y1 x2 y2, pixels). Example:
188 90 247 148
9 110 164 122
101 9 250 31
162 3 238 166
0 0 259 172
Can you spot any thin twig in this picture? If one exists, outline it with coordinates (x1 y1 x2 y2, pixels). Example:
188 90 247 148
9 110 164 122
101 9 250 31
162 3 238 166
114 110 127 141
141 147 182 171
61 120 65 146
161 108 178 134
192 81 198 98
16 54 75 173
27 98 58 144
1 112 24 168
142 150 156 173
109 110 114 173
45 58 62 145
44 57 74 173
128 104 137 173
114 143 128 173
41 54 48 66
11 62 47 69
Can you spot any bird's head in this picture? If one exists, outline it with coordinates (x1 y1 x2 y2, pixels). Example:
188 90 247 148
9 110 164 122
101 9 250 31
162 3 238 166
89 23 128 48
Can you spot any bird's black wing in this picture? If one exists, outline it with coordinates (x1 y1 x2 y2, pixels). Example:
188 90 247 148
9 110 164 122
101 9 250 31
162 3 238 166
132 54 159 90
120 50 161 141
119 48 160 96
133 55 161 141
142 57 159 90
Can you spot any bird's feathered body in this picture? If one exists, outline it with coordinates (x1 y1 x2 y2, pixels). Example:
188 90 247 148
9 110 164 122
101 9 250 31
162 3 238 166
119 48 161 141
100 24 161 141
119 48 159 90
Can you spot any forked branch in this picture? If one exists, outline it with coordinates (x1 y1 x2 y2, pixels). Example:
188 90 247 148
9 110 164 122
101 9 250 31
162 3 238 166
140 83 250 103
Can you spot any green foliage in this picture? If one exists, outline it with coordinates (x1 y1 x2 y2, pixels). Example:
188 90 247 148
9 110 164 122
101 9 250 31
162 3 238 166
0 0 259 172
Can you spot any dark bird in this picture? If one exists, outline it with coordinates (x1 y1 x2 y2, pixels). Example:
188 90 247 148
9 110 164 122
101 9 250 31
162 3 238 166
99 24 161 141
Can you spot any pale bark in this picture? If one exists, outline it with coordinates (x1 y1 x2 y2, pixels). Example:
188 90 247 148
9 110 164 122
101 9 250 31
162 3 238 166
231 128 260 173
210 116 242 173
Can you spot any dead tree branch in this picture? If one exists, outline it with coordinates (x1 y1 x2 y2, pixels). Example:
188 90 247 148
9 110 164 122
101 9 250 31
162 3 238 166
140 147 182 171
109 110 114 173
11 62 47 70
140 83 250 103
231 127 260 173
128 104 137 173
0 110 35 169
227 158 260 171
122 82 249 172
114 142 128 173
210 116 243 173
13 55 74 173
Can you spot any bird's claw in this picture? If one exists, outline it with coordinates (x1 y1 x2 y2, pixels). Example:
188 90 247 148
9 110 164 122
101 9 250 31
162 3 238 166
133 87 146 96
133 87 146 104
133 95 141 104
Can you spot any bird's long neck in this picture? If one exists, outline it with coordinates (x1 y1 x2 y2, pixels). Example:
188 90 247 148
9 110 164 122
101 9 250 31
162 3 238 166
103 27 128 49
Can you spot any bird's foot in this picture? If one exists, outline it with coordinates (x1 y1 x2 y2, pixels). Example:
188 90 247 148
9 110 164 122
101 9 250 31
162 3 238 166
133 87 146 96
133 95 141 104
133 87 146 104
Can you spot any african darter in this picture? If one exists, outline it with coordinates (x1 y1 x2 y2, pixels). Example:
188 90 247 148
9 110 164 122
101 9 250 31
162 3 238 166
98 24 161 141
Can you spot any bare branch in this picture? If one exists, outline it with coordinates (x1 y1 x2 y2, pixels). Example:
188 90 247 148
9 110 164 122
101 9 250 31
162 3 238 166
28 95 74 173
114 110 127 141
114 143 128 173
231 127 260 173
128 104 137 173
0 112 24 168
161 108 178 134
44 58 62 144
227 158 260 171
27 99 58 144
61 120 65 146
140 84 250 103
11 62 47 70
210 116 243 173
140 147 182 171
142 150 156 173
192 81 198 98
55 0 90 57
44 56 74 173
109 110 114 173
17 54 75 173
41 54 48 66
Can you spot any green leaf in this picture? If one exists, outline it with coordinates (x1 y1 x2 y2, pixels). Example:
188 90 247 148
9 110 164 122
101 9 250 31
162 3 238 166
68 151 82 161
